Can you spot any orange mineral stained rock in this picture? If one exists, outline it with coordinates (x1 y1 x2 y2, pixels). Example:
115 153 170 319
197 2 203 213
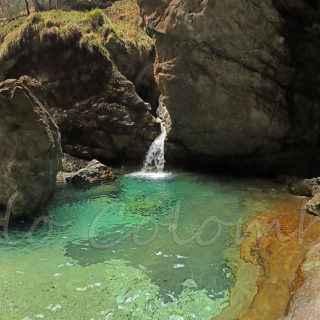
215 197 320 320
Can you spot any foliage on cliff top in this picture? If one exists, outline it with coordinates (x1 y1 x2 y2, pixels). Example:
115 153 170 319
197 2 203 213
105 0 152 51
0 1 153 60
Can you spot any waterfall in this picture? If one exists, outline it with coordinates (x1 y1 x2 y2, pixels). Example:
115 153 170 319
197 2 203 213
127 122 172 180
142 123 166 173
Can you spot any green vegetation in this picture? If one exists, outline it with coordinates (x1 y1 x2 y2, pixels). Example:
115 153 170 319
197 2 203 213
87 8 104 30
0 1 153 61
105 0 153 51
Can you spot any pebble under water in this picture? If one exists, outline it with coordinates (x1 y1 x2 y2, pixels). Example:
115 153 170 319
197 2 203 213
0 172 293 319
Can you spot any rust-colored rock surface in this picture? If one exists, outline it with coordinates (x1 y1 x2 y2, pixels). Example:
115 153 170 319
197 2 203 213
216 197 320 320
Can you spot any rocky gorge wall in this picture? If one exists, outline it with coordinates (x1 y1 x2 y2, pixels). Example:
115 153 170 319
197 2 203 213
0 4 160 166
138 0 320 177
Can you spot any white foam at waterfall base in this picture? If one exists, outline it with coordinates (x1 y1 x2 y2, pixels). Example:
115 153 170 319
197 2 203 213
127 171 173 180
127 123 173 180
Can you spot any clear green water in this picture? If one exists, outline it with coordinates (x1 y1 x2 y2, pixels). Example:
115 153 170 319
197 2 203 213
0 172 291 320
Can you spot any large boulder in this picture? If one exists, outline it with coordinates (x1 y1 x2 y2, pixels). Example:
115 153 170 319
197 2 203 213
0 11 160 166
138 0 320 176
56 153 90 184
0 77 62 217
66 159 115 184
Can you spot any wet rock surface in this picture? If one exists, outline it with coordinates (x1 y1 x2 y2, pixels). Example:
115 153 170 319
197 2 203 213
0 77 62 217
218 197 320 320
281 243 320 320
306 193 320 216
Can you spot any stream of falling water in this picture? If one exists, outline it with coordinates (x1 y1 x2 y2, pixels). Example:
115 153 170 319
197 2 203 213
143 123 166 172
128 122 172 179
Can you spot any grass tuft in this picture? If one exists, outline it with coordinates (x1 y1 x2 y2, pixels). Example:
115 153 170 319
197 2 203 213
44 18 61 28
105 0 154 52
79 32 109 58
87 8 105 30
28 13 44 24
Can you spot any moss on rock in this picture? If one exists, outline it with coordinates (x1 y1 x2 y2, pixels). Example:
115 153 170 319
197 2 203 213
0 1 153 60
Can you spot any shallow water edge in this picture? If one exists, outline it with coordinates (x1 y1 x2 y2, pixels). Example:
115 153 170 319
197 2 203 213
217 196 320 320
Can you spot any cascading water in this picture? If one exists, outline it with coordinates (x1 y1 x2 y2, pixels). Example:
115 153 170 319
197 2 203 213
128 122 172 179
142 123 166 173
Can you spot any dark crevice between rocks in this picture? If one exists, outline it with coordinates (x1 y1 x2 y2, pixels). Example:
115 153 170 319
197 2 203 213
166 141 320 178
0 204 6 222
273 1 320 176
133 48 160 116
136 81 160 117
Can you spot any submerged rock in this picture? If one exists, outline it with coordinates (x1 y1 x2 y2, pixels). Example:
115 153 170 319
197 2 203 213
0 77 62 217
66 159 115 184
